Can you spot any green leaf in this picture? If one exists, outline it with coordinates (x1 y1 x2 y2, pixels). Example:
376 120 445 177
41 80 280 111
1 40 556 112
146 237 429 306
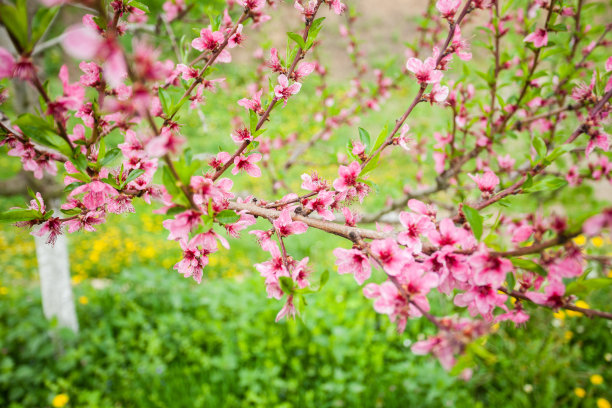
99 148 122 167
524 176 568 193
287 32 306 49
158 88 171 115
15 114 72 157
216 209 240 225
372 125 389 152
72 152 89 174
463 205 484 241
566 278 612 296
121 169 145 188
360 153 379 176
358 127 371 150
31 6 60 46
0 209 41 223
64 181 85 193
510 258 547 277
0 3 28 51
128 0 149 12
279 277 294 294
532 136 547 159
249 109 258 133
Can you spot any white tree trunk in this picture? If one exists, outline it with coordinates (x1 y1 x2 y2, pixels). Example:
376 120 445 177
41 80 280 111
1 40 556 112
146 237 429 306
33 202 79 333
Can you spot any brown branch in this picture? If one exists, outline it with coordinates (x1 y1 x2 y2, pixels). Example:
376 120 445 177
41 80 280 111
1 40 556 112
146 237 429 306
500 287 612 320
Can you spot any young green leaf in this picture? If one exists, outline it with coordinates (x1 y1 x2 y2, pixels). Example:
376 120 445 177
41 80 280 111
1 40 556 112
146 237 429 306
463 205 484 241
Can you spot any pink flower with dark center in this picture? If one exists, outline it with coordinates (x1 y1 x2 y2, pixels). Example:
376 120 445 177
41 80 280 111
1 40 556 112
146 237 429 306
237 0 266 11
586 130 609 157
267 48 284 73
238 89 263 114
326 0 346 15
436 0 461 19
192 27 224 51
405 56 443 84
470 251 514 288
176 63 199 80
106 194 135 214
276 295 297 322
524 28 548 48
78 61 101 87
332 161 361 192
70 180 118 210
370 238 410 276
231 128 253 145
225 212 256 238
33 217 63 246
363 281 409 332
250 229 277 253
232 153 262 177
427 218 471 249
304 190 336 220
273 208 308 237
454 284 508 321
333 247 371 285
291 257 311 289
274 74 302 105
146 127 186 157
525 280 566 308
162 210 202 241
64 210 106 233
398 212 435 253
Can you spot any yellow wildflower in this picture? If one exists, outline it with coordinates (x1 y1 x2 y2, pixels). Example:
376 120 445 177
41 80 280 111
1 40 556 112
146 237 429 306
573 235 586 246
597 398 611 408
553 310 566 320
52 393 69 407
564 331 573 341
567 300 589 317
0 287 8 295
591 374 604 385
592 236 604 248
574 387 585 398
79 296 89 305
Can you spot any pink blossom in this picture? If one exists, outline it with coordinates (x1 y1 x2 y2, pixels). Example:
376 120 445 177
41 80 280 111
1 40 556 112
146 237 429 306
231 128 253 145
294 62 316 82
430 83 449 103
397 212 435 253
162 210 202 241
454 284 508 320
70 180 118 210
326 0 346 15
583 208 612 236
524 29 548 48
232 153 262 177
370 238 410 276
304 190 336 220
511 225 534 243
470 251 514 288
468 171 499 195
427 218 472 249
33 217 63 245
525 280 565 308
237 89 263 114
436 0 461 19
405 56 443 84
333 247 371 285
585 130 609 157
497 154 515 171
0 47 16 79
273 209 308 237
274 74 302 105
237 0 266 11
275 295 297 322
332 161 361 192
163 0 186 22
267 48 283 73
64 210 106 233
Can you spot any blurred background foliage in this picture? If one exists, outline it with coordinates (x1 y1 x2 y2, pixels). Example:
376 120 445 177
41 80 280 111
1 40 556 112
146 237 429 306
1 0 612 407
